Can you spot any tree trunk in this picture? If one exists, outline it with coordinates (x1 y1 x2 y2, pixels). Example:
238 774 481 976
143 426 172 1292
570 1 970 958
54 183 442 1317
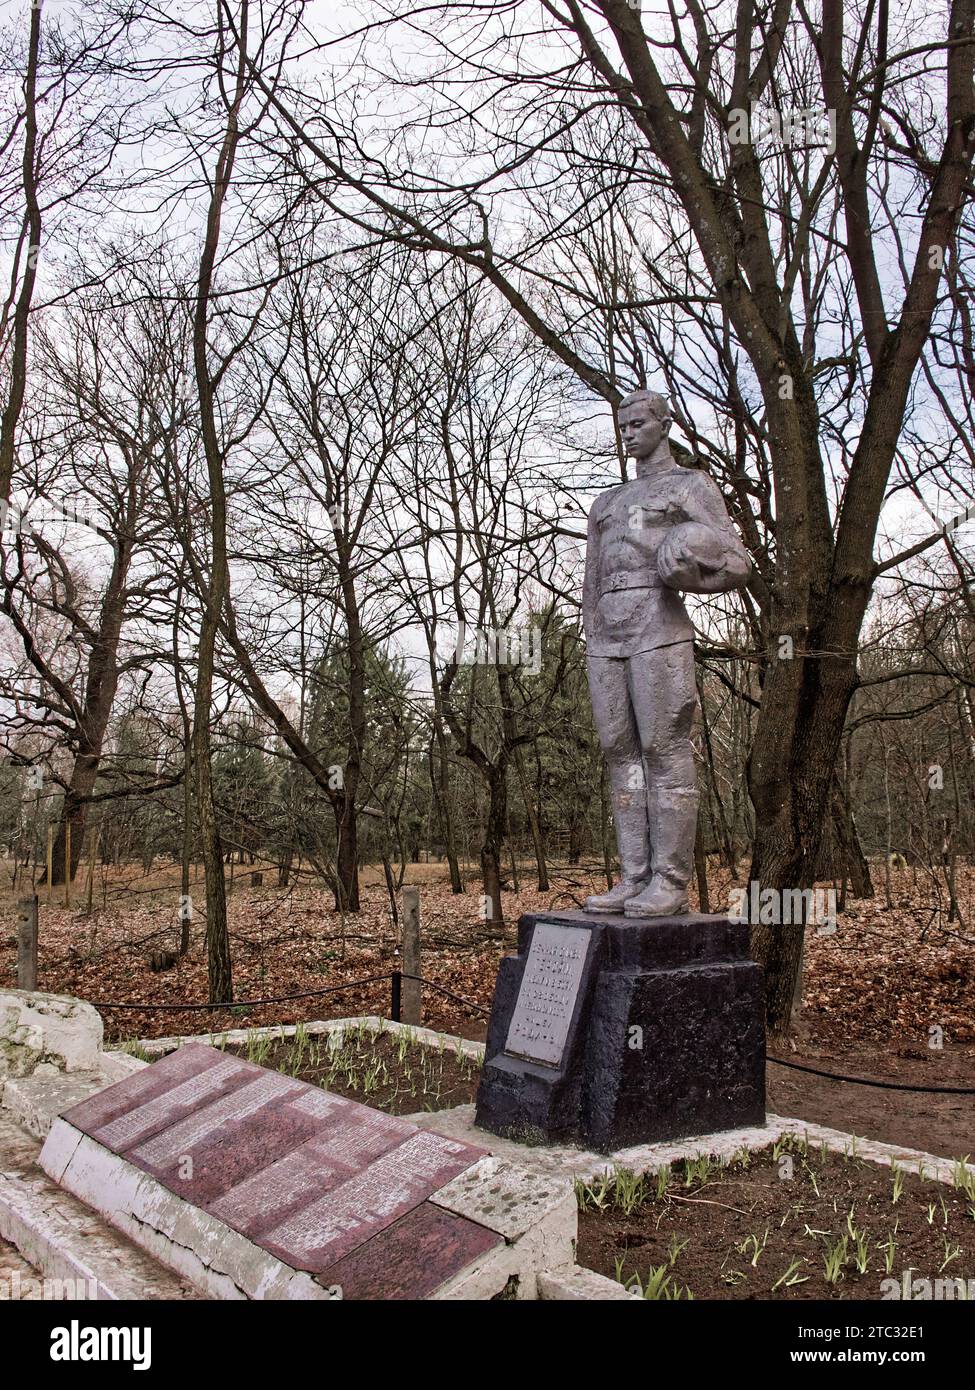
45 578 130 886
748 636 861 1034
277 850 292 888
177 734 193 954
333 789 360 912
698 671 738 876
193 668 231 1000
480 764 507 934
814 784 873 898
381 854 399 927
0 0 42 504
49 757 97 885
513 743 549 891
331 574 365 913
187 0 252 1005
694 814 710 914
567 811 583 865
428 723 463 893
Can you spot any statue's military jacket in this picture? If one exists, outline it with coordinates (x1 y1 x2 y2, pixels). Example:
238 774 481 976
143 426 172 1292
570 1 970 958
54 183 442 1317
583 464 745 658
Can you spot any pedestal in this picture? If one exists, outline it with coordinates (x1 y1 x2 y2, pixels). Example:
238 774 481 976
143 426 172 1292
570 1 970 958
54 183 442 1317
474 911 766 1152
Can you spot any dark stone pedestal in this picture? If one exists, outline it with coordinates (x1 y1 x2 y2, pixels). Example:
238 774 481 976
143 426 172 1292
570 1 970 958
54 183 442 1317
474 911 765 1152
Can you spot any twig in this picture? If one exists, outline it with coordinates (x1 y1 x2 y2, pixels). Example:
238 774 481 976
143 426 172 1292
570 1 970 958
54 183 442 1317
666 1193 751 1216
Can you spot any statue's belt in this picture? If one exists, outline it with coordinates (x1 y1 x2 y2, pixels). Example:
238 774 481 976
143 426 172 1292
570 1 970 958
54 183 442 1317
599 574 665 594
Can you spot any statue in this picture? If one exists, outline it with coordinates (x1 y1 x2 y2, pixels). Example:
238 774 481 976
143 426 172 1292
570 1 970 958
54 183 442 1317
583 389 751 917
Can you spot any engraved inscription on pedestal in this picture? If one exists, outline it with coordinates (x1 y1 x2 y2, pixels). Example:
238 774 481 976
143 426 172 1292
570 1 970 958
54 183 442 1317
504 923 591 1067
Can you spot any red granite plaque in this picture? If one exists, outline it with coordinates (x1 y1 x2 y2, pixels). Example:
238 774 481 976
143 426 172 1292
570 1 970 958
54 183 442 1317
59 1042 492 1296
61 1043 248 1143
317 1202 503 1300
130 1072 310 1204
259 1128 487 1272
209 1103 416 1236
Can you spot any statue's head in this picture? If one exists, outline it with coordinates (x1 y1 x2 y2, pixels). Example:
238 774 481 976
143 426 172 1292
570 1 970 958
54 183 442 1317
617 389 672 460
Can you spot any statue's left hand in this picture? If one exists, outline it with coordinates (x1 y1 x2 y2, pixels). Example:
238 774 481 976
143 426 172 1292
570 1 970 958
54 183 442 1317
658 521 751 593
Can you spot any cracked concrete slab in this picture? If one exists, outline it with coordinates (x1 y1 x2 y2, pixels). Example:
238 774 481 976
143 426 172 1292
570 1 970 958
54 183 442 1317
41 1119 332 1300
0 1113 197 1301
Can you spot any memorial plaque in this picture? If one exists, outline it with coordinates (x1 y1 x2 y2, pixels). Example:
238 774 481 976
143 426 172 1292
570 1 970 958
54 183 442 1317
209 1106 417 1237
504 922 591 1067
260 1129 482 1272
60 1043 248 1141
317 1201 502 1300
130 1073 317 1205
58 1042 492 1290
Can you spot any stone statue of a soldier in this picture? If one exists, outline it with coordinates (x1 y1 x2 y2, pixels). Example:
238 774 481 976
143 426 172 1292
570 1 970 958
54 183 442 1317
583 389 751 917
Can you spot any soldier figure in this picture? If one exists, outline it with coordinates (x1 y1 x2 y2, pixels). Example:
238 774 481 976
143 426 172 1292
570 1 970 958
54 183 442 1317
583 389 751 917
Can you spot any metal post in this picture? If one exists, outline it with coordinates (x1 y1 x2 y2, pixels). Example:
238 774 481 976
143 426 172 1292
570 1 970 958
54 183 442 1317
16 895 38 990
390 967 401 1023
401 887 421 1025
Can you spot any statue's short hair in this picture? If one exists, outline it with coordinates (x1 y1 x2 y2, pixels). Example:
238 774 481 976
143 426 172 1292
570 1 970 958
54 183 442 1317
618 388 671 422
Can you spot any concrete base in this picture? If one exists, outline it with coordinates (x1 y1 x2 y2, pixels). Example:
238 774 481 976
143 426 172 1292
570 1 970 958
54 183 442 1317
411 1102 782 1182
1 1051 146 1139
0 1169 199 1301
408 1102 972 1189
0 1114 196 1301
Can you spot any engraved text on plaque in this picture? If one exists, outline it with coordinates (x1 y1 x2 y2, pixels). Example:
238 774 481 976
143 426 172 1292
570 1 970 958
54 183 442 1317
504 923 591 1067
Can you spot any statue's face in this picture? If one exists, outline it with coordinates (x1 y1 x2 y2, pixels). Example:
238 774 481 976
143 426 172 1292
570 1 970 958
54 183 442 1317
619 401 668 458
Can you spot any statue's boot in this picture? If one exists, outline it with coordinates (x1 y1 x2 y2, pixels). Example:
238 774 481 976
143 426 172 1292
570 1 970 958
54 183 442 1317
585 782 652 913
624 787 698 917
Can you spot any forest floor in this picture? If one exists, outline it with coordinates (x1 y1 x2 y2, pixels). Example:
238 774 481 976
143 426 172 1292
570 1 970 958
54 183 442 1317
1 857 973 1160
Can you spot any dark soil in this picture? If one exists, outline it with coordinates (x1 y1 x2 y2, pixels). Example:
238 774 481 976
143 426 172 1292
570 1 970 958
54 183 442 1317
767 1037 975 1163
577 1141 975 1300
223 1028 480 1117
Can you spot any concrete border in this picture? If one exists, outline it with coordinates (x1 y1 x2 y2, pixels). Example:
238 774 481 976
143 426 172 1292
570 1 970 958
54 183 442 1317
538 1266 641 1300
771 1115 969 1187
0 1114 197 1302
0 1169 198 1301
136 1015 486 1064
405 1101 974 1189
